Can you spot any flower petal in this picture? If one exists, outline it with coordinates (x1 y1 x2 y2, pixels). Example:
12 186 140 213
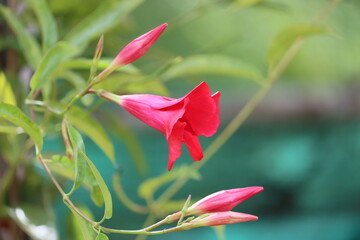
120 94 185 135
182 82 220 137
167 121 186 171
184 130 203 161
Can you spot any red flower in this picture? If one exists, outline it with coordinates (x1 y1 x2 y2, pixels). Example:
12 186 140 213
100 82 220 170
113 23 168 66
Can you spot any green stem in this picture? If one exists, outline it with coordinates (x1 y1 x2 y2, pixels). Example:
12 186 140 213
100 222 190 235
36 153 97 225
61 65 115 115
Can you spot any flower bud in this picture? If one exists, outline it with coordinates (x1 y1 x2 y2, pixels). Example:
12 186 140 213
113 23 168 67
187 186 263 215
188 211 258 228
95 23 168 83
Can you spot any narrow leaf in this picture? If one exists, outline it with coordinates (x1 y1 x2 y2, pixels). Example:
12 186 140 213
160 54 264 84
49 156 94 186
0 103 43 150
232 0 267 7
90 185 104 207
0 5 42 67
89 35 104 82
27 0 58 51
65 0 143 50
80 152 113 220
66 106 115 163
0 72 16 105
267 24 329 69
66 122 86 190
49 155 104 207
69 206 96 240
30 42 77 91
61 58 140 74
93 74 169 96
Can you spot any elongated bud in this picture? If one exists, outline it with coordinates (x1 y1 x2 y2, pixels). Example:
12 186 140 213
94 35 104 60
89 35 104 81
113 23 168 66
165 187 263 223
188 187 263 215
94 23 168 83
188 211 258 228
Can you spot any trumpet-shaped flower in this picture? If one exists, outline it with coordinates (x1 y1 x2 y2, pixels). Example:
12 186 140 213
99 82 220 170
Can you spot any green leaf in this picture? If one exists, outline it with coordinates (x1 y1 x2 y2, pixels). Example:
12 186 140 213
0 5 42 68
232 0 267 7
160 54 264 84
0 103 43 150
80 151 112 221
65 0 143 50
69 206 96 240
30 41 77 91
96 233 109 240
90 185 104 207
66 122 86 190
61 58 140 74
138 166 200 200
267 24 329 69
27 0 58 51
48 155 104 207
66 106 115 163
49 155 93 186
93 74 169 96
0 72 16 105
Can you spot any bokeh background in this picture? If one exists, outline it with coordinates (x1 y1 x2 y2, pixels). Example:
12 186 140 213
1 0 360 239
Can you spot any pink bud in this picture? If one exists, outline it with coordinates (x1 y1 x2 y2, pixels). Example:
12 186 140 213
113 23 168 66
189 211 258 228
187 186 264 215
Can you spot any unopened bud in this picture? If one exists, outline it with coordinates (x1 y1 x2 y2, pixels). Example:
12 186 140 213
113 23 168 66
94 23 168 83
188 187 264 215
188 211 258 228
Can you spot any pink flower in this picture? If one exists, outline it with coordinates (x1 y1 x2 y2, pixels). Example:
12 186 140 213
188 211 258 228
113 23 168 66
100 82 220 170
187 186 264 215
